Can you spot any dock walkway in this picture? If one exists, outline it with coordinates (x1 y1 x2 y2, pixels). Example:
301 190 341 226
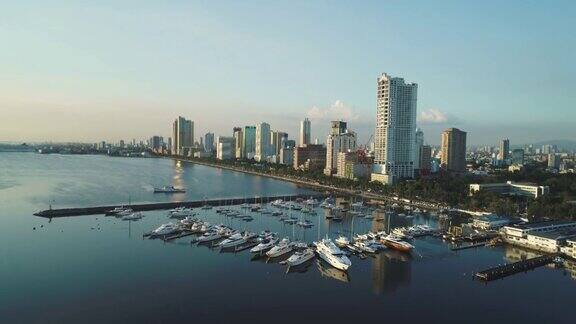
475 254 558 281
34 193 324 218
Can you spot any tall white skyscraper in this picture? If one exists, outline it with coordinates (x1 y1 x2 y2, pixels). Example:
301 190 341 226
299 118 311 147
255 122 271 162
414 128 424 172
371 73 418 184
172 116 194 156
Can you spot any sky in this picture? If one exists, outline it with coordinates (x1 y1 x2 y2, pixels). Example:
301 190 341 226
0 0 575 145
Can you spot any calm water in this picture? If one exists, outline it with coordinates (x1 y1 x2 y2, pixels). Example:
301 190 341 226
1 152 574 323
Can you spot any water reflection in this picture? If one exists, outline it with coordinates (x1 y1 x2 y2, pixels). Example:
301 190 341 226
317 260 350 283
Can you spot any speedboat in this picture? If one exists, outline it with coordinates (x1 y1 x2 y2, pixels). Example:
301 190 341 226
314 238 351 271
250 238 278 254
154 186 186 193
286 248 315 266
151 223 180 237
266 238 293 258
122 212 144 221
335 235 350 247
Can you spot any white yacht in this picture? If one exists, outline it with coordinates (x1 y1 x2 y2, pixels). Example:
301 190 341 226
314 238 351 271
250 238 278 254
197 227 230 243
353 240 377 254
154 186 186 193
335 235 350 247
219 232 254 248
179 216 197 226
266 238 293 258
122 212 144 221
286 248 316 266
168 207 195 218
107 206 131 215
151 223 180 237
117 209 134 217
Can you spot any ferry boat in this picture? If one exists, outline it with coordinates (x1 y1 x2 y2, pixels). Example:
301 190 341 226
153 186 186 193
313 238 351 271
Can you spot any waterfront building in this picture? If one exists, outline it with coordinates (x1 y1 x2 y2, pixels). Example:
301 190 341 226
472 215 513 230
440 128 467 173
299 118 311 147
371 73 418 184
204 132 215 153
233 127 243 159
324 121 357 176
293 144 326 171
512 149 525 165
561 239 576 260
501 221 576 253
242 126 256 159
469 181 549 198
216 136 235 160
498 138 510 161
548 153 560 169
255 122 271 162
172 116 194 156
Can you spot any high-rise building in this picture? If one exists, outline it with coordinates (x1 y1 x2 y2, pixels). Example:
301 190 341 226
255 122 271 162
548 153 560 169
512 149 525 165
242 126 256 159
498 139 510 161
371 73 418 184
413 128 424 173
216 136 235 160
279 139 296 166
324 122 357 175
419 145 432 175
149 136 163 151
294 144 326 171
440 128 467 173
299 118 311 147
204 132 215 153
172 116 194 156
270 131 288 162
233 127 243 159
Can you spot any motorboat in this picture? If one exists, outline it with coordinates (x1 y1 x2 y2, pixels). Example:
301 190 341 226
168 207 196 219
107 206 131 215
116 208 134 217
380 234 414 253
190 221 210 234
353 240 378 254
153 186 186 193
197 227 230 243
296 220 314 228
179 216 197 226
314 238 351 271
151 223 180 237
250 238 278 254
122 212 144 221
286 248 316 267
335 236 350 247
266 238 294 258
219 232 255 248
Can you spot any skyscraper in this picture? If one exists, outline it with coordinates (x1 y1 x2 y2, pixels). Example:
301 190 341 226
441 128 467 172
242 126 256 159
255 122 271 162
299 118 311 147
204 132 215 153
324 121 357 175
413 128 424 174
172 116 194 156
216 136 235 160
498 139 510 161
233 127 243 159
371 73 418 184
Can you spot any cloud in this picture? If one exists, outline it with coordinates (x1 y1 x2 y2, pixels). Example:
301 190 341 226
306 100 359 121
418 108 449 124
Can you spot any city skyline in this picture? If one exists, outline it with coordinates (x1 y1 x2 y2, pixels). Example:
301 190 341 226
1 1 575 145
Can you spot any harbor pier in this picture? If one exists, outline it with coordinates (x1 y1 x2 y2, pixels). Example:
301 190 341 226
33 193 324 218
475 254 559 281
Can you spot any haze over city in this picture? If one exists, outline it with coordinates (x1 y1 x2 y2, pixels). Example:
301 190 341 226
1 0 575 145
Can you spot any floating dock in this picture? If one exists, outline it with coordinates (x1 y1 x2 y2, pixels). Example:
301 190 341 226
475 254 558 281
33 194 324 218
451 242 487 251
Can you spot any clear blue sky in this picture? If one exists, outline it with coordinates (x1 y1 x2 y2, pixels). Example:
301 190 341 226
1 0 574 145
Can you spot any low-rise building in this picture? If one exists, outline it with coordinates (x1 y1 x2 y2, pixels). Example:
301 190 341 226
472 215 512 230
501 221 576 253
469 181 549 198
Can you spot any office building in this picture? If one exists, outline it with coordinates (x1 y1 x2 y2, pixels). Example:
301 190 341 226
299 118 311 146
242 126 256 159
371 73 418 184
498 139 510 161
294 144 326 171
324 121 357 175
469 181 549 198
216 136 235 160
440 128 467 173
233 127 243 159
204 133 215 153
172 116 194 156
255 122 271 162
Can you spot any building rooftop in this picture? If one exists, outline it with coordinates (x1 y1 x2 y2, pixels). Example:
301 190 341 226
529 229 576 240
509 220 576 230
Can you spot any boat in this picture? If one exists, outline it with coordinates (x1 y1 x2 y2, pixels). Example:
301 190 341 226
335 236 350 247
286 248 315 266
179 216 197 226
153 186 186 193
266 238 294 258
219 231 255 248
250 238 278 254
122 212 144 221
353 240 378 254
313 238 351 271
197 227 231 243
271 211 283 216
296 220 314 228
107 206 131 215
116 208 134 217
168 208 196 219
201 204 213 210
150 223 180 237
380 234 414 253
